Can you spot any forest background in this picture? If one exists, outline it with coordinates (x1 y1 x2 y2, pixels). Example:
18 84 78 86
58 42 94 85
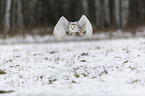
0 0 145 37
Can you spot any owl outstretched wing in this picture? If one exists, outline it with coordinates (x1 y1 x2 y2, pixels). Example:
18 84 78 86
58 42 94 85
53 16 69 41
78 15 93 39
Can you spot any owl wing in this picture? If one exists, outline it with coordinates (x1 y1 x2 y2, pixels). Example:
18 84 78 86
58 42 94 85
78 15 93 39
53 16 69 41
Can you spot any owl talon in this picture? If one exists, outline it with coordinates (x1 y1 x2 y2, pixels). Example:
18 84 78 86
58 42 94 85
79 32 83 35
72 33 76 36
89 37 92 40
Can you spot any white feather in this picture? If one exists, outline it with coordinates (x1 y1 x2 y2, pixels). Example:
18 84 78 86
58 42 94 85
78 15 93 39
53 16 68 41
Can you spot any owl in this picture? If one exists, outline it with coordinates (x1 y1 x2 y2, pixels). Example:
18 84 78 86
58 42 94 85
53 15 93 41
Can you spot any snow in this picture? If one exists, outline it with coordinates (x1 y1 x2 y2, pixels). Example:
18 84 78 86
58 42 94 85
0 36 145 96
0 30 145 44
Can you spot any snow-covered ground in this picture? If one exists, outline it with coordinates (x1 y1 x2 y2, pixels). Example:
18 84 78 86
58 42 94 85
0 36 145 96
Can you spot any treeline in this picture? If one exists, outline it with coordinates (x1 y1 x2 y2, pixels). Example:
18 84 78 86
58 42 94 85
0 0 145 36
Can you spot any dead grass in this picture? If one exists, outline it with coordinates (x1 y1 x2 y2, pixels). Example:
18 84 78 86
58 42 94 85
0 90 14 94
0 69 6 75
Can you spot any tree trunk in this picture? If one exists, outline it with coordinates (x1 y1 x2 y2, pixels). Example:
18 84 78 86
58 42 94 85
95 0 101 28
100 1 105 28
17 0 24 28
121 0 129 28
12 0 17 30
114 0 121 29
0 1 5 28
104 0 110 27
29 0 37 27
82 0 89 16
4 0 12 38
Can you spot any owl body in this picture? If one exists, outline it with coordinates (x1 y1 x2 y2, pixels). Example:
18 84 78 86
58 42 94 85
53 15 93 41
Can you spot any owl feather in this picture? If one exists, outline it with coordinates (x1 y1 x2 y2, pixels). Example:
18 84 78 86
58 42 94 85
78 15 93 39
53 16 68 41
53 15 93 41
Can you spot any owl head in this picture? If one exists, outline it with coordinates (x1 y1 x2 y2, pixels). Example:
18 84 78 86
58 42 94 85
68 22 79 32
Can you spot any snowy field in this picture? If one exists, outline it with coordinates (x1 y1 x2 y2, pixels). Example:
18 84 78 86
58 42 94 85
1 36 145 96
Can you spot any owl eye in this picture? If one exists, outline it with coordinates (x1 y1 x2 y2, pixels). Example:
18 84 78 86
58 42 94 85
74 26 76 28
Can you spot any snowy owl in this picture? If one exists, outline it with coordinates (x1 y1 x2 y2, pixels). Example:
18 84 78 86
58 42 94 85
53 15 93 41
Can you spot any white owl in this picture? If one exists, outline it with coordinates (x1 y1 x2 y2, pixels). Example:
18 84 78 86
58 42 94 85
53 15 93 41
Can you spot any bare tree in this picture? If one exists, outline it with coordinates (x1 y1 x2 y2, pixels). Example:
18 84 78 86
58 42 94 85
29 0 37 27
0 0 145 35
17 0 24 28
0 0 5 28
114 0 121 29
121 0 129 28
4 0 12 37
104 0 110 26
100 1 105 28
12 0 17 30
95 0 109 28
95 0 101 28
82 0 89 16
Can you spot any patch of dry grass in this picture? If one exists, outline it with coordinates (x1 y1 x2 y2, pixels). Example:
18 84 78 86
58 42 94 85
0 69 6 75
